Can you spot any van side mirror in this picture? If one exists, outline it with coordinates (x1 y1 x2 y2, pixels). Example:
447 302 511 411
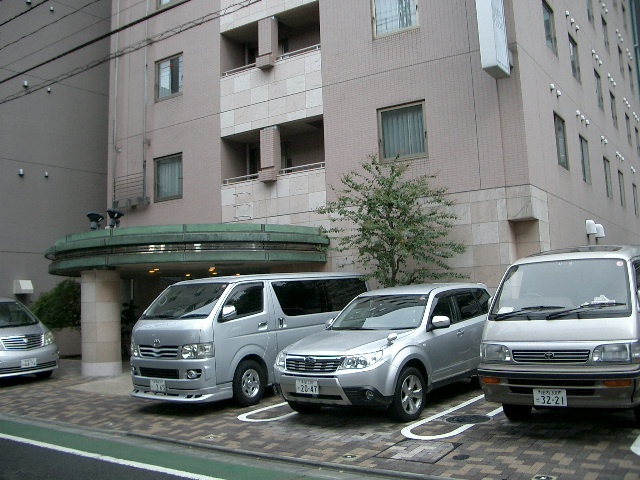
221 305 237 319
430 315 451 330
324 318 335 329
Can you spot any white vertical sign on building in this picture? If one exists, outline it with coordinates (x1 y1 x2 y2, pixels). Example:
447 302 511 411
476 0 510 78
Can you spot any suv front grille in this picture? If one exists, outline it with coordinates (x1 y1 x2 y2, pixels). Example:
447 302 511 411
286 355 344 373
139 345 179 358
1 334 43 350
512 349 590 363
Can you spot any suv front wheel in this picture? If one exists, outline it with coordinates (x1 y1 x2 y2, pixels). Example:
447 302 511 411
388 367 425 422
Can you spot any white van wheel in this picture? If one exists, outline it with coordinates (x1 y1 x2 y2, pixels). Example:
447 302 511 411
233 360 265 407
634 406 640 425
502 404 532 421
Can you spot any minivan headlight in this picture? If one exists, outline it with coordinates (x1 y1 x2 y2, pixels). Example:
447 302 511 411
43 331 55 346
275 350 286 368
131 342 140 357
481 343 512 362
593 343 639 363
180 343 214 359
339 350 384 370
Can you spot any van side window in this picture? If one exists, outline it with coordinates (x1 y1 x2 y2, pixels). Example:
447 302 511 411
272 278 366 316
454 291 482 321
220 283 264 321
430 295 454 322
474 288 491 313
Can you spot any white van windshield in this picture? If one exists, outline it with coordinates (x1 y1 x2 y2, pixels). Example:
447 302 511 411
490 258 631 320
0 301 39 328
142 283 228 320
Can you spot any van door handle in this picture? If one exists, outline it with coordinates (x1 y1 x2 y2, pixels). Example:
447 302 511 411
278 317 287 328
258 321 268 330
457 329 464 336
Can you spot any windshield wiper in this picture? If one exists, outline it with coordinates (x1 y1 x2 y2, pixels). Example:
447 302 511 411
545 301 627 319
493 306 565 321
179 313 209 319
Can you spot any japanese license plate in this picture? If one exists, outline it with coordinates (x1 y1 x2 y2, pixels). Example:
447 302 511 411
21 358 37 368
150 379 166 392
533 388 567 407
295 379 318 395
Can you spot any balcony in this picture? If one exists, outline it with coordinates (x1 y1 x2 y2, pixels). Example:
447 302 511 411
112 172 150 209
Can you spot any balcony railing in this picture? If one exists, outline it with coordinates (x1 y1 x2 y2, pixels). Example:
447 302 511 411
222 162 325 185
113 172 149 208
221 44 320 77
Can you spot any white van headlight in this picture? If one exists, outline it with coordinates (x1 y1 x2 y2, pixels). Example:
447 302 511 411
131 342 140 357
43 331 55 346
339 350 383 370
481 343 512 362
593 343 639 363
275 351 286 368
181 343 214 359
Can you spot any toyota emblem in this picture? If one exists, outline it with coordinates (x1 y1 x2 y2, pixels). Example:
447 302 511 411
543 352 555 359
153 339 161 347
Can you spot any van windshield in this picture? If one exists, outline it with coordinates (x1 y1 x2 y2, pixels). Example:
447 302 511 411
142 283 228 320
0 301 39 328
490 258 631 320
331 294 427 330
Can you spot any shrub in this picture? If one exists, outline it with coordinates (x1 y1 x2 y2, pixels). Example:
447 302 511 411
31 279 81 330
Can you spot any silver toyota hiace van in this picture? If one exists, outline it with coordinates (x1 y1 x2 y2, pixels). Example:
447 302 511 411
479 245 640 423
130 273 366 406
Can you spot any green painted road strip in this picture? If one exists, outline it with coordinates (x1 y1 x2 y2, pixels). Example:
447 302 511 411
0 419 323 480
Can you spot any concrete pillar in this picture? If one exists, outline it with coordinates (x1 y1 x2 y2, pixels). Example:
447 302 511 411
80 270 122 376
259 125 280 182
257 16 278 69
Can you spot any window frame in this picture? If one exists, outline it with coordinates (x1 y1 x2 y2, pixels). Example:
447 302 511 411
154 153 183 202
626 113 632 145
633 183 639 216
569 35 581 81
579 135 592 184
372 0 419 38
543 1 557 54
595 70 604 110
378 101 427 161
554 113 569 169
586 0 595 24
604 157 613 198
619 170 627 207
602 15 610 51
610 91 618 128
156 53 183 101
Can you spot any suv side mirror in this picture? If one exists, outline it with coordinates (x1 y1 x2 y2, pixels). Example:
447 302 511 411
430 315 451 330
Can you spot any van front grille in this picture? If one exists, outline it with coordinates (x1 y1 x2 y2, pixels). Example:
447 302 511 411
286 355 344 373
139 367 179 379
139 345 179 358
512 349 590 363
0 334 43 350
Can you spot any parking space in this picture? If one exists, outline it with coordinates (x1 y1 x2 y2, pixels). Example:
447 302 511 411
0 359 639 480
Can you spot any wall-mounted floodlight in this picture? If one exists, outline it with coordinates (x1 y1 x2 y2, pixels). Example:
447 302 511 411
586 219 597 236
595 224 605 238
106 208 124 228
87 212 104 230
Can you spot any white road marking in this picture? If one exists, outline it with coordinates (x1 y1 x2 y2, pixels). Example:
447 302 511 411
402 394 503 440
632 432 640 457
0 433 224 480
237 401 297 422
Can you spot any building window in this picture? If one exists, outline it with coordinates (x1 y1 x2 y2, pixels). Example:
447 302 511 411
156 54 183 100
633 183 639 215
636 127 640 155
630 65 635 94
373 0 418 37
587 0 594 24
622 3 628 31
595 70 604 109
626 114 632 144
154 154 183 201
569 35 581 81
610 92 618 128
619 170 626 207
602 16 609 51
543 1 557 53
379 102 426 160
619 47 626 77
580 135 591 184
554 113 568 169
604 157 613 198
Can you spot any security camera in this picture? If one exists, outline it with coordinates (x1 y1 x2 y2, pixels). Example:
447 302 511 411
87 212 104 230
106 208 124 228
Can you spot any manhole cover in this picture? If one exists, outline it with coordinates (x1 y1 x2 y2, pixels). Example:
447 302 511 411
445 414 491 424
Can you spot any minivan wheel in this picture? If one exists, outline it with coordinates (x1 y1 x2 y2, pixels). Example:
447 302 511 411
233 360 265 407
388 367 425 422
288 401 322 414
634 405 640 425
502 403 532 421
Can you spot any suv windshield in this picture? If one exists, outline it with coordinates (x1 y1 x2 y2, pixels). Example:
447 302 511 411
490 258 631 320
332 294 428 330
142 283 228 320
0 301 39 328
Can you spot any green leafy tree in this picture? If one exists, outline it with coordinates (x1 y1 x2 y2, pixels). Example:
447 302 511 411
31 279 81 329
318 155 465 287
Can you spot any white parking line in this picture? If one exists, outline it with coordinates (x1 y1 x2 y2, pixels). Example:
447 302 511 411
401 394 503 440
237 401 297 422
632 433 640 457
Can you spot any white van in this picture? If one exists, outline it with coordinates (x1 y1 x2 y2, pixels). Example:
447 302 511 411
479 245 640 423
130 273 366 406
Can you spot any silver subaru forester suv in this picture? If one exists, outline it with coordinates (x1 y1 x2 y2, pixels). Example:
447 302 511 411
274 283 489 421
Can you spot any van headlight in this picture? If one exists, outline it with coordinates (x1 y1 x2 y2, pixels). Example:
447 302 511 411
180 343 214 359
593 342 640 363
275 350 286 368
131 342 140 357
43 331 55 346
339 350 383 370
481 343 512 363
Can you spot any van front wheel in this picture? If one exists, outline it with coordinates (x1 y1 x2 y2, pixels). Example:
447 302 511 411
502 404 532 421
233 360 265 407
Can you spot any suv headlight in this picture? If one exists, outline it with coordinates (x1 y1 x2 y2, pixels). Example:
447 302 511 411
481 343 512 362
180 343 214 359
43 331 55 346
275 351 286 368
339 350 384 370
593 342 640 363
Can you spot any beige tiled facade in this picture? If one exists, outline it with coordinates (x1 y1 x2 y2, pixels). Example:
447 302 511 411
109 0 640 291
